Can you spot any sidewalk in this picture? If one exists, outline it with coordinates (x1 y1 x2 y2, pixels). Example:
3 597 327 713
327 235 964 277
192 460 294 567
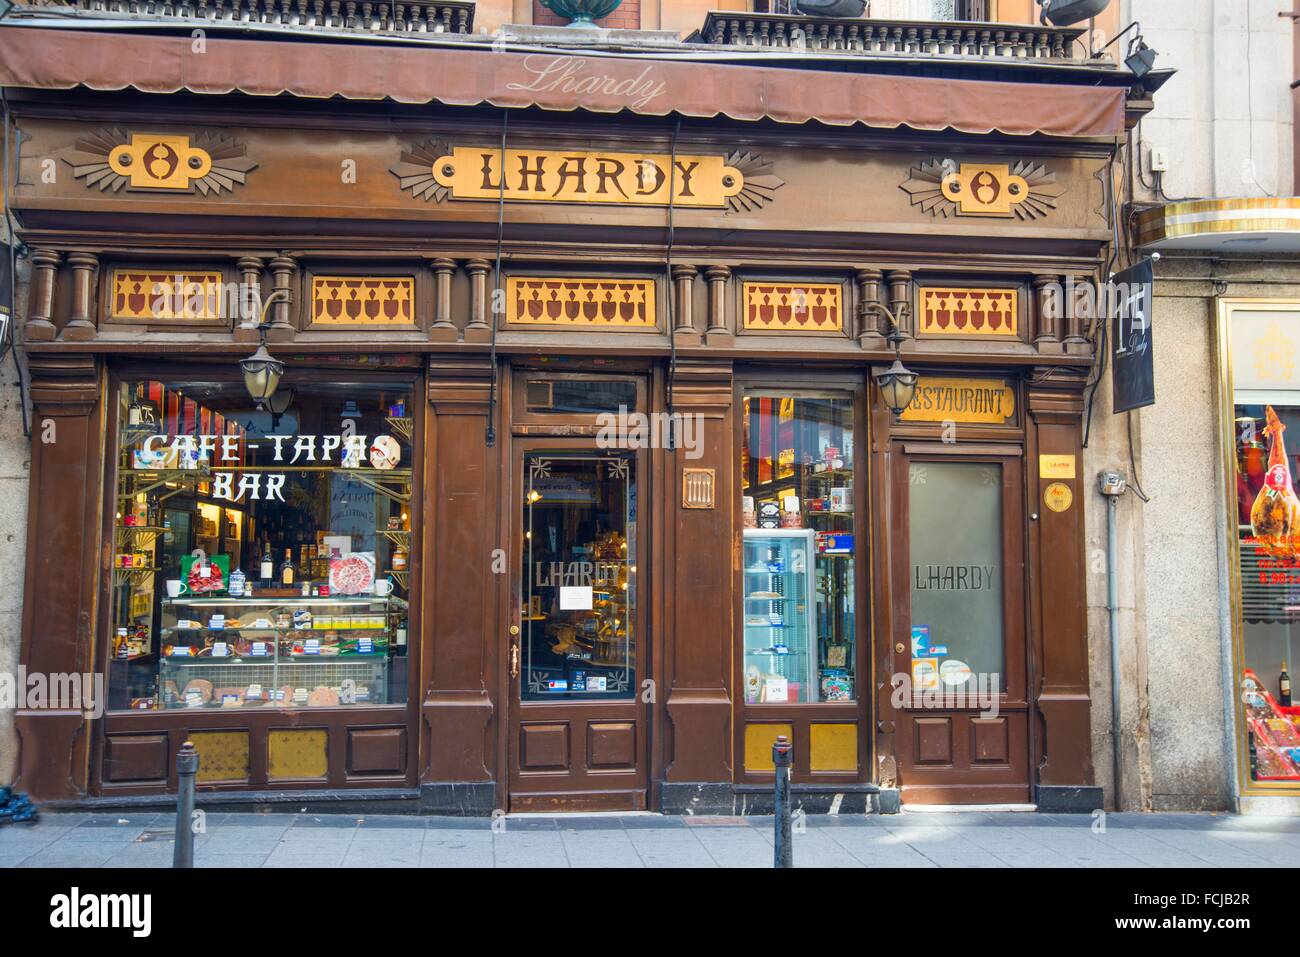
4 810 1299 868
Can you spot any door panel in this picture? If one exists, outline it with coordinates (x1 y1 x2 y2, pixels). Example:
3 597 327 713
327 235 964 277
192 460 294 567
508 446 648 811
891 450 1031 804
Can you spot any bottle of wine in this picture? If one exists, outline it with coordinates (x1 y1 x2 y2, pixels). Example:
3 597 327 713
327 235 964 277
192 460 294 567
280 547 296 587
1251 406 1300 554
1282 661 1293 707
259 540 273 587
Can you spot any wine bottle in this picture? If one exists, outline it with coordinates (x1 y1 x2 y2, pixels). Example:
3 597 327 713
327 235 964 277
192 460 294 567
1282 661 1293 707
259 540 273 587
280 548 296 587
1251 406 1300 554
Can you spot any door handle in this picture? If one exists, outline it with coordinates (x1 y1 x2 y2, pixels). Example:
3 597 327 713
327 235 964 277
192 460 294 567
509 625 520 679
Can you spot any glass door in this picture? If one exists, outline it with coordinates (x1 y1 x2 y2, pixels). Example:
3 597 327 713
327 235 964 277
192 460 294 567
508 446 648 811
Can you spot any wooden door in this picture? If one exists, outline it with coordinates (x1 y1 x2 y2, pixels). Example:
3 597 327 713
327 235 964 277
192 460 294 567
507 439 649 811
891 447 1031 803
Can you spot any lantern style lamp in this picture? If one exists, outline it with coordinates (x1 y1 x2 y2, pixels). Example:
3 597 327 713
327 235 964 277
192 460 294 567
864 296 919 417
873 358 919 418
240 288 289 409
240 345 283 410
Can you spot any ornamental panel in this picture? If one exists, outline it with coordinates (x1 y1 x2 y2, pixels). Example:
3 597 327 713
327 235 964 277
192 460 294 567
742 282 843 332
918 287 1019 338
310 276 416 326
111 269 225 321
506 277 656 327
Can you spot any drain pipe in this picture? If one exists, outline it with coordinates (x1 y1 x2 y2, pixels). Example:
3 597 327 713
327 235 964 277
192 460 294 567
1099 469 1128 810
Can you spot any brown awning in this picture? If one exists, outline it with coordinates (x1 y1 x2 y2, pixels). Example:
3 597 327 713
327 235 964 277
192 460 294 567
0 26 1126 139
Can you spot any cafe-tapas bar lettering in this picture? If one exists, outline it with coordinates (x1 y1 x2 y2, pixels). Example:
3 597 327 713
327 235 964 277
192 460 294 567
899 376 1016 424
430 147 746 207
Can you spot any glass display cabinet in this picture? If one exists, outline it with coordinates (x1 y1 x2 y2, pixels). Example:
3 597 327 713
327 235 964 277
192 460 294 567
155 595 406 708
742 528 816 704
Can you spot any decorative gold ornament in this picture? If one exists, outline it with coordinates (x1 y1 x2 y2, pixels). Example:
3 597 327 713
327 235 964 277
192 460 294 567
64 130 257 194
900 159 1063 220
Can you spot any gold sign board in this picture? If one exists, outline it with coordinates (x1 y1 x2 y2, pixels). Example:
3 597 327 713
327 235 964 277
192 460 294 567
900 377 1016 425
430 147 745 207
1039 454 1077 479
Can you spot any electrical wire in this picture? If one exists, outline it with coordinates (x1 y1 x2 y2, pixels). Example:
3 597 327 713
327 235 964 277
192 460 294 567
665 117 681 449
1 88 30 439
486 109 508 448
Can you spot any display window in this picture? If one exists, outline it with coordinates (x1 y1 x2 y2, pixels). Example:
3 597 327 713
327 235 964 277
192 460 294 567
108 373 414 712
1223 300 1300 787
739 390 857 704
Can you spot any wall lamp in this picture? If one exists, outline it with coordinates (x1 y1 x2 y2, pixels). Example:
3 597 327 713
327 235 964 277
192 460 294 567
239 289 290 409
865 298 918 417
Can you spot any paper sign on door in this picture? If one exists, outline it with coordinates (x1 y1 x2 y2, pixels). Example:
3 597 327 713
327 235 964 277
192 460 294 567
559 586 593 610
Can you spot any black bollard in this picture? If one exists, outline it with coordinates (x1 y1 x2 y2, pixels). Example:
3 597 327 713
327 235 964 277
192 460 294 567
772 734 793 869
173 741 199 869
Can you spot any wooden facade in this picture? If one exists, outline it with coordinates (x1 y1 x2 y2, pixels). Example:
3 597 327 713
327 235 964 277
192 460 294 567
1 12 1158 813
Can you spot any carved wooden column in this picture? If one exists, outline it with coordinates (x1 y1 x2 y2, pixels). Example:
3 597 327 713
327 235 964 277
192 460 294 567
15 354 103 800
1065 274 1093 356
421 355 498 813
463 259 492 344
267 255 297 342
856 268 885 349
233 256 264 343
23 249 60 342
661 358 735 812
60 252 98 341
1032 274 1063 354
429 258 458 342
1027 367 1100 811
703 265 732 346
885 269 912 340
671 264 699 345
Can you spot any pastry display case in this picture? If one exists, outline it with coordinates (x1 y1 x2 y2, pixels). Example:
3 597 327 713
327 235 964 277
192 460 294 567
156 595 406 708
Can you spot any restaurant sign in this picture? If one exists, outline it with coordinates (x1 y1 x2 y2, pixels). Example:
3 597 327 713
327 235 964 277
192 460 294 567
899 376 1016 425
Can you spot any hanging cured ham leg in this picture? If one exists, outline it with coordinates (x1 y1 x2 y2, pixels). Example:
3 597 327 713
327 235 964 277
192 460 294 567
1251 406 1300 555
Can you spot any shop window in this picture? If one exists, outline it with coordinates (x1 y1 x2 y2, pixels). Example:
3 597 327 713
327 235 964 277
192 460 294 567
907 460 1004 690
1226 302 1300 784
740 391 857 704
109 376 414 712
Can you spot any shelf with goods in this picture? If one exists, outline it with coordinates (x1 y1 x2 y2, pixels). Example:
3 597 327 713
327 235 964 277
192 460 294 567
742 529 816 704
153 594 406 710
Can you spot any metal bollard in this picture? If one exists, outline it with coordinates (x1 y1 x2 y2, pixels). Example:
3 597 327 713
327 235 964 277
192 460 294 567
173 741 199 869
772 734 793 869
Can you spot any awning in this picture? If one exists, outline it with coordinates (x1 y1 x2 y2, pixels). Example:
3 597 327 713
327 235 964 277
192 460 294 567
0 25 1127 139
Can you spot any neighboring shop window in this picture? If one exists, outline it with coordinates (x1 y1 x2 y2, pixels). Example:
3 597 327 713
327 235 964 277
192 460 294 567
907 461 1003 693
740 391 856 704
110 377 414 712
1228 304 1300 783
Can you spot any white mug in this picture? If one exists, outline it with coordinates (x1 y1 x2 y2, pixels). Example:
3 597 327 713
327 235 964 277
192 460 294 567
166 579 187 598
372 578 394 597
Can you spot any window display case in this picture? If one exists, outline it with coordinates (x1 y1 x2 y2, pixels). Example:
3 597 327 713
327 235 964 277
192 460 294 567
743 529 816 704
107 377 415 712
156 595 406 709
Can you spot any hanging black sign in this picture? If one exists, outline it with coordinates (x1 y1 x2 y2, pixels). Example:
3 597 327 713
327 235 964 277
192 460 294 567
1111 258 1155 413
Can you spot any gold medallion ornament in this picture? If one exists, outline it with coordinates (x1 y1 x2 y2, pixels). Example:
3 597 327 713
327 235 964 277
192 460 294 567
391 141 783 212
1043 482 1073 513
900 159 1063 220
63 130 257 194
